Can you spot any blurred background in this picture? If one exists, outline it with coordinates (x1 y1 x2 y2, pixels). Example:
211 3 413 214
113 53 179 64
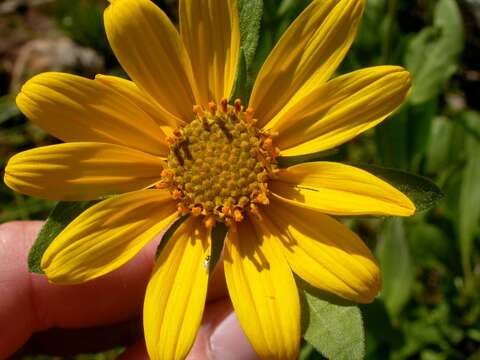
1 0 479 359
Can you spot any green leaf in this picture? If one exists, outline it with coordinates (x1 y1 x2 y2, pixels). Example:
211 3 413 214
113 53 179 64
458 111 480 280
277 0 299 17
230 0 263 103
299 280 365 360
425 117 456 174
404 0 464 104
375 100 437 171
28 201 98 274
209 222 228 274
155 215 188 259
408 222 452 267
407 100 438 171
374 108 409 170
237 0 263 69
297 342 320 360
376 218 414 318
229 50 248 103
355 164 443 212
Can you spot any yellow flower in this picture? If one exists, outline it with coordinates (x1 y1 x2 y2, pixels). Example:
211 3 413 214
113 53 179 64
4 0 415 359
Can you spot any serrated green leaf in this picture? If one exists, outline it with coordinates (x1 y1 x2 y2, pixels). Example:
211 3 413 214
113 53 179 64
230 0 263 103
405 0 464 104
355 164 443 212
299 280 365 360
209 222 228 274
376 218 414 318
237 0 263 69
28 201 98 274
155 215 188 259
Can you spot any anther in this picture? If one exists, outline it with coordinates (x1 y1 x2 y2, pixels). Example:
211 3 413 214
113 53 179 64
262 137 273 150
161 169 174 178
204 216 216 229
172 189 183 199
233 208 244 222
192 206 202 216
166 136 176 145
256 148 269 168
155 182 169 189
246 107 254 124
259 182 269 193
177 204 189 215
222 206 232 217
173 129 182 138
193 104 203 115
208 101 217 115
255 193 269 205
271 147 281 158
221 98 228 113
234 99 242 112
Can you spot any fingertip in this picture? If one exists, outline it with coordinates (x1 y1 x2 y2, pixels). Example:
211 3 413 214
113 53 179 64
208 306 258 360
187 300 257 360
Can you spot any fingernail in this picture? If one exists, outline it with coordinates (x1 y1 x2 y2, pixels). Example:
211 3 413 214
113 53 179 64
209 311 258 360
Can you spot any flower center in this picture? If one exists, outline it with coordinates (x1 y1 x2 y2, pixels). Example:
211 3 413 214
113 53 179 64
159 99 278 227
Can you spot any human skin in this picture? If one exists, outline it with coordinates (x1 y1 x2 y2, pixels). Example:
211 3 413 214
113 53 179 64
0 221 257 359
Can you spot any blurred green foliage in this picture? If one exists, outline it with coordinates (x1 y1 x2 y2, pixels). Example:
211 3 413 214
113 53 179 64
1 0 480 359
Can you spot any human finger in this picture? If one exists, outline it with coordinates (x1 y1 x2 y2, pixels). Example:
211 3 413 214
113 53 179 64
0 221 228 358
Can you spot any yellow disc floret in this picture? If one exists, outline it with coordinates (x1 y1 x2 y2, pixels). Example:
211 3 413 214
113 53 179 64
158 99 278 226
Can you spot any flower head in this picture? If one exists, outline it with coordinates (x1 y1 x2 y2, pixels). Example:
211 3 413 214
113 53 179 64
4 0 415 359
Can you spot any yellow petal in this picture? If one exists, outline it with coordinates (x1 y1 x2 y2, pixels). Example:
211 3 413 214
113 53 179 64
41 189 177 284
224 217 300 359
16 72 168 156
95 74 182 131
271 162 415 216
262 199 380 303
4 142 164 201
104 0 200 122
144 217 210 360
179 0 240 105
274 67 412 155
249 0 364 128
